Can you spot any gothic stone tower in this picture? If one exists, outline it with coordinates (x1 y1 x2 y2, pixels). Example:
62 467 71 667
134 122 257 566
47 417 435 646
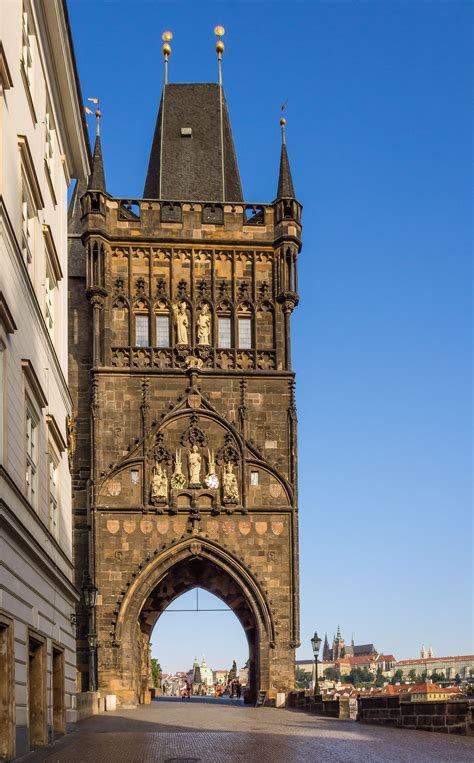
69 53 302 706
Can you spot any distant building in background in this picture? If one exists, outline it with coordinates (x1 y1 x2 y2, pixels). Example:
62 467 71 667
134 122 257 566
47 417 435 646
0 0 89 758
322 626 376 661
239 660 249 686
395 654 474 681
213 669 228 686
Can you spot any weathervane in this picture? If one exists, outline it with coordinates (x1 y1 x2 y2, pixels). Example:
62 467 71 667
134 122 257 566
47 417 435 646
280 99 288 144
214 25 225 86
162 31 173 85
84 98 101 135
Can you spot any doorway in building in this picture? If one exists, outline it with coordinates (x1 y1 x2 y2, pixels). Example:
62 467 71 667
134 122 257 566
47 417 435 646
28 633 47 749
52 647 65 737
0 616 15 759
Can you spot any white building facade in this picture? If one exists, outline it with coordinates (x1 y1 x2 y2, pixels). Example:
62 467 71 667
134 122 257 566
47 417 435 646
0 0 89 758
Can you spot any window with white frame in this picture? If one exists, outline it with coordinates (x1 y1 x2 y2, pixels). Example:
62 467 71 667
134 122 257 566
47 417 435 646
21 4 33 89
218 317 231 348
45 260 56 334
238 317 252 349
43 226 62 341
48 452 59 539
25 402 38 507
21 181 34 273
155 314 170 347
135 315 149 347
45 98 54 177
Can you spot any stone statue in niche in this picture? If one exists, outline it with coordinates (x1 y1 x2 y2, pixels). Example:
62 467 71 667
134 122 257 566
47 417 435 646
204 449 219 489
172 301 189 345
223 462 239 503
197 304 211 346
170 449 187 489
151 460 168 503
188 445 202 488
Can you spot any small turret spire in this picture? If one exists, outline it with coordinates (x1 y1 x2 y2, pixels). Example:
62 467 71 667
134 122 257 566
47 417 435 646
88 108 106 192
276 116 295 199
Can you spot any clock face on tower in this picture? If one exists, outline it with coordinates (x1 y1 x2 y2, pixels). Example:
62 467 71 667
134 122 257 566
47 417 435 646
204 472 219 489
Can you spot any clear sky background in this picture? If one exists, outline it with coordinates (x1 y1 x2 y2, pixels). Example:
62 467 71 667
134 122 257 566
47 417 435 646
68 0 472 674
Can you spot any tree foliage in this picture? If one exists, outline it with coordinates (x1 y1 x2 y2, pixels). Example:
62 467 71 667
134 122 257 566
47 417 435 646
345 667 373 686
323 667 339 681
296 667 311 689
150 658 161 688
390 669 404 685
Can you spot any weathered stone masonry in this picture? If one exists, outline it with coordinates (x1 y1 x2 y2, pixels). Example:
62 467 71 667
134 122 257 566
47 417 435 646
69 82 302 705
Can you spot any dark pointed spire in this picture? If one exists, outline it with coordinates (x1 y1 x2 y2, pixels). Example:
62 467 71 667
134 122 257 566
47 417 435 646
277 117 295 199
68 176 87 234
68 176 87 274
88 110 106 192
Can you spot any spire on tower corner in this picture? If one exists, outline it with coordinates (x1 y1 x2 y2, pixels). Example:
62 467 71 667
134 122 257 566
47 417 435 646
276 116 295 199
88 109 106 192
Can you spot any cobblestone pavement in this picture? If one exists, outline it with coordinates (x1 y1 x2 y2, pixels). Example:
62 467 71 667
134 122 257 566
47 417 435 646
21 697 473 763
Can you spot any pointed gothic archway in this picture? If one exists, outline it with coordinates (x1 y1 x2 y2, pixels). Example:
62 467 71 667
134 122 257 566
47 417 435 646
104 538 276 706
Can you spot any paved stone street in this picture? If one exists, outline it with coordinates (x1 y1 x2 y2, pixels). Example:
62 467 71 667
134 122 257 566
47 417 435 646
21 697 473 763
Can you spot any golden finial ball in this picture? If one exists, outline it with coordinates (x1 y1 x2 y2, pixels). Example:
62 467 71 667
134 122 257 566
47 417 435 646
162 42 171 57
96 109 101 119
280 117 286 127
215 40 225 55
214 25 225 37
162 31 173 42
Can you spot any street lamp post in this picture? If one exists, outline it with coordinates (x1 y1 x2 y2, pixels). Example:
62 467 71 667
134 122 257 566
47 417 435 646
82 574 99 692
311 631 322 696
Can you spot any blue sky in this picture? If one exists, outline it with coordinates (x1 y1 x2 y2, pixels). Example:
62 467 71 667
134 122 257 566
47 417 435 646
68 0 472 673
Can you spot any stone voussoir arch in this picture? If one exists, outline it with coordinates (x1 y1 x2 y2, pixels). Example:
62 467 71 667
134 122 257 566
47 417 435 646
114 535 276 647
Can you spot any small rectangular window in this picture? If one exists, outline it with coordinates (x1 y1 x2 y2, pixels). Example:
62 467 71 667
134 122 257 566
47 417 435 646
26 405 38 507
131 470 139 485
238 318 252 349
218 317 231 348
135 315 149 347
49 453 59 539
45 100 54 177
22 7 33 88
250 471 259 486
21 183 34 273
45 261 56 334
156 315 169 348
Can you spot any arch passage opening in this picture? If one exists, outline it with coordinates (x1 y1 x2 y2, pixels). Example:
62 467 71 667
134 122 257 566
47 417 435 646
139 555 258 703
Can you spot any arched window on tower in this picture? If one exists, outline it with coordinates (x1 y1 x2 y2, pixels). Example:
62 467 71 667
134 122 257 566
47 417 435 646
134 299 149 347
217 301 232 348
237 302 253 350
154 300 170 348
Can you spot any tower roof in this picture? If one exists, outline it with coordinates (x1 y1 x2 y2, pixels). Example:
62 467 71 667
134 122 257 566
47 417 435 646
277 142 295 199
144 83 242 202
88 133 106 192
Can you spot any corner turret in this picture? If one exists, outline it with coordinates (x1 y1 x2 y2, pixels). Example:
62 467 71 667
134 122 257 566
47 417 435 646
88 110 106 192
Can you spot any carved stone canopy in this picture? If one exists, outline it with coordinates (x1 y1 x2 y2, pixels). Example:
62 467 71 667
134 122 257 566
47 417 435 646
180 413 207 448
216 433 239 465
